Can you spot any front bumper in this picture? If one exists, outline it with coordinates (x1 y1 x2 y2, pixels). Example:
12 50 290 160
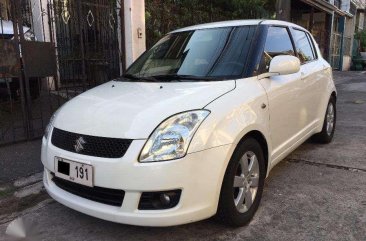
42 136 232 226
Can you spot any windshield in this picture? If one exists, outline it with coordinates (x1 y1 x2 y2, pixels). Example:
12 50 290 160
125 25 257 81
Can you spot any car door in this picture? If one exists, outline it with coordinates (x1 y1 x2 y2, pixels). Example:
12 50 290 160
257 26 304 162
290 28 327 128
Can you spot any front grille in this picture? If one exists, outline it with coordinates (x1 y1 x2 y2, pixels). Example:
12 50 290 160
51 128 132 158
52 176 125 207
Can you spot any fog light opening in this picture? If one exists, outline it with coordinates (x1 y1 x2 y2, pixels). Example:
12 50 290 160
139 190 182 210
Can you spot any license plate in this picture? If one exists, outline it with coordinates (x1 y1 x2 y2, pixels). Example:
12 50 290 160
54 157 93 187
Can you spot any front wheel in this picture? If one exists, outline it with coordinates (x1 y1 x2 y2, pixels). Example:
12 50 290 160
216 138 266 227
312 96 336 144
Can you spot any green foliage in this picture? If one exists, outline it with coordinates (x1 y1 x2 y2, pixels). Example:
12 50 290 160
145 0 275 48
355 30 366 52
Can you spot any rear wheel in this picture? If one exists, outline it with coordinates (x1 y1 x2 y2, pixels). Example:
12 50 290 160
216 138 266 226
312 96 336 144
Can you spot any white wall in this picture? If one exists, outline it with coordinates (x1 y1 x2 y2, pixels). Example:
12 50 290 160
342 55 352 70
124 0 146 68
341 0 351 12
359 12 365 29
27 0 52 42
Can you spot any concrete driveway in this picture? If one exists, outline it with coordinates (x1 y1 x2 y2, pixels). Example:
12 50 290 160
0 71 365 241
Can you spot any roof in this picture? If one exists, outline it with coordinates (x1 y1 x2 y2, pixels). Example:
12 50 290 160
170 19 308 33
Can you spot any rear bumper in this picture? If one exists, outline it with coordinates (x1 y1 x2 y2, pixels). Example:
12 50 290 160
42 136 233 226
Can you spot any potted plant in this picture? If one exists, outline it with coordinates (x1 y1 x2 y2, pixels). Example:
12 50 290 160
356 30 366 59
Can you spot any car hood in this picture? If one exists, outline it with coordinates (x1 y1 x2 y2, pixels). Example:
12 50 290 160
54 80 235 139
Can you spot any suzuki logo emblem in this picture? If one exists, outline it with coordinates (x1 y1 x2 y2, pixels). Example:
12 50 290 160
74 137 86 152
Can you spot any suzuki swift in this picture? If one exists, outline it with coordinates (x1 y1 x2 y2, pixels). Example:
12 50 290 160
42 20 336 227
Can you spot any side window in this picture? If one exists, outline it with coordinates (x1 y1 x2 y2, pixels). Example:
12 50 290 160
306 32 318 59
259 26 295 73
292 29 316 64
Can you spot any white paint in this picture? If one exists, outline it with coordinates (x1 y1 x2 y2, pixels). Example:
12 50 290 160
124 0 146 68
269 55 300 75
359 12 365 29
173 19 309 34
42 20 336 227
53 80 235 139
343 55 352 70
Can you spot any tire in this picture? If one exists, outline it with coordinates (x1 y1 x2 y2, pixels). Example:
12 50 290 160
216 138 266 227
312 96 336 144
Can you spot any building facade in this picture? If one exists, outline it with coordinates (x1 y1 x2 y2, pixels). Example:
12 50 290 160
1 0 365 145
1 0 146 80
276 0 366 70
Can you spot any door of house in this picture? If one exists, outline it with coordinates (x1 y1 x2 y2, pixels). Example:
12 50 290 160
49 0 122 93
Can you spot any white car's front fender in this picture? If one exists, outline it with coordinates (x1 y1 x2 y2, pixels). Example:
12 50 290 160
188 77 272 170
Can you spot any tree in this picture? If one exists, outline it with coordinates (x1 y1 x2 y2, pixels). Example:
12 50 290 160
145 0 276 47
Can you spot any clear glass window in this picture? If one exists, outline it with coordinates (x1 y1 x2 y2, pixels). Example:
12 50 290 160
292 29 316 64
259 26 296 73
125 26 256 81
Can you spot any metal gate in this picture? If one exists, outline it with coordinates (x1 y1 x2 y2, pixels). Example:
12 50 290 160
330 32 341 70
0 0 123 145
49 0 122 92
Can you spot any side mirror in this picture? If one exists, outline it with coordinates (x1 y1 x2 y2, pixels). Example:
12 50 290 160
259 55 300 79
269 55 300 75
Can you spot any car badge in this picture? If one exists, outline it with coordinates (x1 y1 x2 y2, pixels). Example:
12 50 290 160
74 137 86 153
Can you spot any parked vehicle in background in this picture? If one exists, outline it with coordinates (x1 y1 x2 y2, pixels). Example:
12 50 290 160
42 20 337 227
0 19 39 100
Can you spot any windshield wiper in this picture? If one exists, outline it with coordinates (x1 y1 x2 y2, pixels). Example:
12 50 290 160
152 74 218 81
120 74 157 82
119 74 219 82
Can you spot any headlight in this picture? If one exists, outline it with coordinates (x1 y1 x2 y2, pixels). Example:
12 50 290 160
24 30 35 41
44 109 60 139
139 110 210 162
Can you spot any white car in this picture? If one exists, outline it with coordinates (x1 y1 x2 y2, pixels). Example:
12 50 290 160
42 20 336 227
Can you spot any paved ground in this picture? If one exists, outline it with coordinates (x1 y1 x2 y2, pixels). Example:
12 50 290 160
0 140 42 183
0 71 365 241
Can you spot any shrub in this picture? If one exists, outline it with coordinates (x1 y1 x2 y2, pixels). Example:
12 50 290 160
355 30 366 52
145 0 275 48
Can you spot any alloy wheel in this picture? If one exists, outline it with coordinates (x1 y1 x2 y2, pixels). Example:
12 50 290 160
233 151 260 213
326 102 335 136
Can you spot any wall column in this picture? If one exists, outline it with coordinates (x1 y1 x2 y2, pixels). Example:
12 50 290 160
124 0 146 69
